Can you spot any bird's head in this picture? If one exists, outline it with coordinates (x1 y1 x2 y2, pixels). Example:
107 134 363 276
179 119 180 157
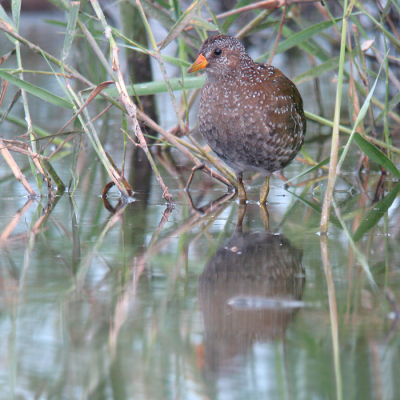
187 35 250 77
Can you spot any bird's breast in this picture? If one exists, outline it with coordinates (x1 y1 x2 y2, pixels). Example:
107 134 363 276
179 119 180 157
197 75 305 174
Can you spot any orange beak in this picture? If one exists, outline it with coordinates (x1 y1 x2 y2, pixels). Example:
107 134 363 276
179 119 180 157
187 54 208 73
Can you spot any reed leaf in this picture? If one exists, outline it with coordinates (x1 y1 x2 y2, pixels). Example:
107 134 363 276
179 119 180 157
11 0 21 31
160 0 207 50
136 0 200 48
285 148 344 184
0 5 15 31
61 1 80 60
353 183 400 242
257 24 330 63
221 0 252 32
259 18 342 60
353 132 400 179
294 52 352 85
0 69 74 109
97 76 205 98
286 190 342 229
332 198 375 285
190 15 218 31
358 4 400 52
336 52 387 173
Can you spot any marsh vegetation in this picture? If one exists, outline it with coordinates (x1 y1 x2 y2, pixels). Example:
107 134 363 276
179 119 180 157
0 0 400 399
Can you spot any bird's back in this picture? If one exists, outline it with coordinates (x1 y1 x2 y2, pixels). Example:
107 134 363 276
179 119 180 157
198 61 306 175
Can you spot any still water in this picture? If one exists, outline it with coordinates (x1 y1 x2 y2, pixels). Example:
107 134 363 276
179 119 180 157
1 10 400 400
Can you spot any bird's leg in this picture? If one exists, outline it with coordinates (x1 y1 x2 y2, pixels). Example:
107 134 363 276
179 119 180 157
236 172 247 203
260 204 270 232
260 175 271 204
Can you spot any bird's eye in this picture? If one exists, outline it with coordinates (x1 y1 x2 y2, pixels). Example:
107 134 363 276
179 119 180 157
214 48 222 56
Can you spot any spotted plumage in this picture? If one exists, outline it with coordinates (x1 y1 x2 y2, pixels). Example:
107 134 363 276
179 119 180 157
188 35 306 203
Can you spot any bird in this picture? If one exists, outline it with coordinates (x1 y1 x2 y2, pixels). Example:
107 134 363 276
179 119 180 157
187 35 306 204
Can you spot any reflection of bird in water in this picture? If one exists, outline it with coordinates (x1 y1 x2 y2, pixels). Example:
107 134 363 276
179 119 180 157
197 205 304 382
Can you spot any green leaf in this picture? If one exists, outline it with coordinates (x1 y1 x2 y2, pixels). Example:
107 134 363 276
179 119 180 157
159 0 207 50
276 19 339 54
294 53 351 85
139 0 200 49
353 183 400 242
222 0 252 32
257 19 341 61
0 6 15 29
190 15 218 31
332 198 375 285
257 24 331 63
61 1 80 61
285 148 344 184
0 8 17 44
94 76 206 98
0 69 74 109
374 90 400 125
337 52 387 172
161 54 192 68
359 4 400 52
353 132 400 179
285 190 342 228
11 0 21 31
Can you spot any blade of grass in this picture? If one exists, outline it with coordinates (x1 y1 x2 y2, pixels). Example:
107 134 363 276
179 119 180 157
294 52 352 85
336 52 388 173
202 4 222 33
221 0 252 32
258 18 341 60
0 4 16 31
285 148 344 184
94 76 205 97
353 183 400 242
285 189 342 229
236 9 273 40
352 132 400 179
136 0 186 133
0 69 74 109
358 3 400 52
131 0 200 48
61 1 80 61
331 197 375 284
159 0 207 50
11 0 21 31
0 110 61 139
256 24 330 63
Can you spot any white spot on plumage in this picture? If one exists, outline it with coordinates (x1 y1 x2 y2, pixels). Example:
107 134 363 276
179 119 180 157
194 34 306 178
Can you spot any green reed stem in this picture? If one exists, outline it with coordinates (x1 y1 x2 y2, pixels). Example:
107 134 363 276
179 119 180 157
320 0 354 234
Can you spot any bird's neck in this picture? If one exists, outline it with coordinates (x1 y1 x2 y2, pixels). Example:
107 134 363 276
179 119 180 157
205 58 255 83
